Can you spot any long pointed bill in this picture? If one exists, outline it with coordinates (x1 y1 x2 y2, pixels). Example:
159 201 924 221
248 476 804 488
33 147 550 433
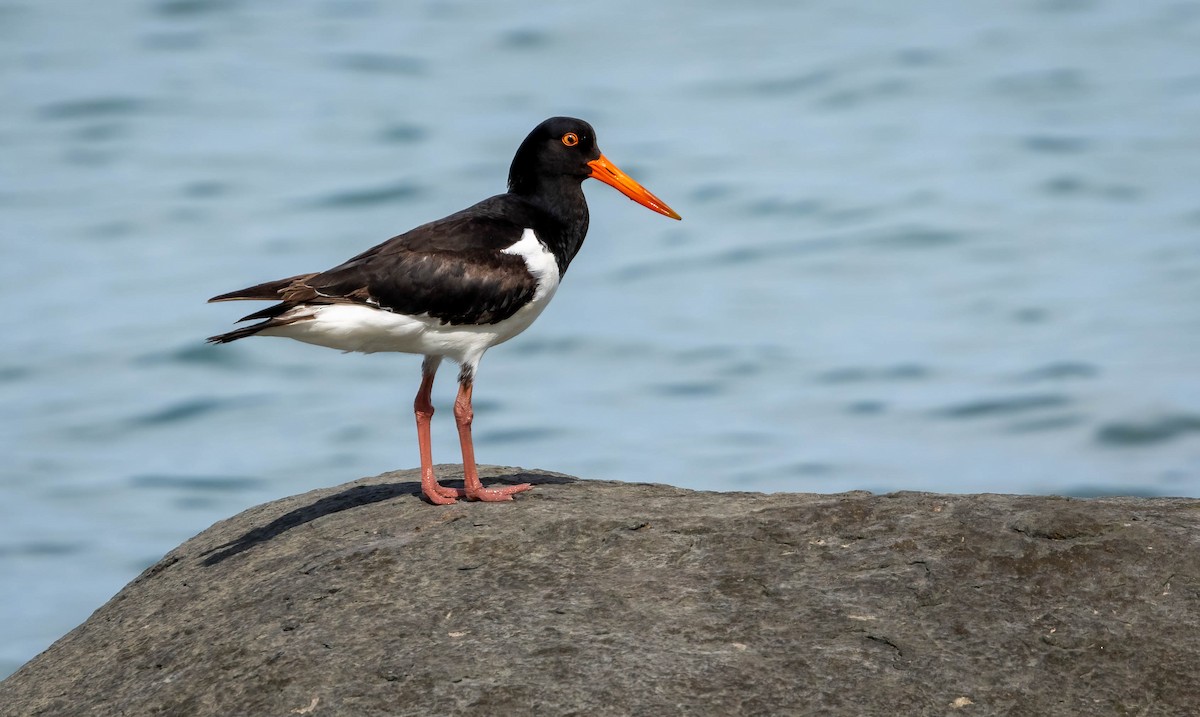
587 155 682 220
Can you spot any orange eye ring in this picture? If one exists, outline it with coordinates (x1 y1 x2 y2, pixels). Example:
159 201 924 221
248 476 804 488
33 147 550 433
561 132 579 147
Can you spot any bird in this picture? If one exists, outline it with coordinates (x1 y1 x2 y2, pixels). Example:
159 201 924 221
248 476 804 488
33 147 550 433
207 117 680 505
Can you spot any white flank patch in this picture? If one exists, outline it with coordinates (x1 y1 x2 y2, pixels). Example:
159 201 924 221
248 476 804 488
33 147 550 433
261 228 562 367
502 227 561 303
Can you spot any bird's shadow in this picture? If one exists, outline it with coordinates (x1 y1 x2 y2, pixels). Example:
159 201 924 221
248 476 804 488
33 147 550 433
198 471 574 567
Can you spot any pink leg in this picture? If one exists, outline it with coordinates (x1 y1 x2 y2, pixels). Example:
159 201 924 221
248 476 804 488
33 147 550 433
454 378 532 502
414 357 464 505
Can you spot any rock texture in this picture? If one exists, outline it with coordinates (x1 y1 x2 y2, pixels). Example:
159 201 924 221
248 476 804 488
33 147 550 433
2 466 1199 716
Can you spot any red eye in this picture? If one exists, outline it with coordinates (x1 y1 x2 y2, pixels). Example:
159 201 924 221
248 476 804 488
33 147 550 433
561 132 579 147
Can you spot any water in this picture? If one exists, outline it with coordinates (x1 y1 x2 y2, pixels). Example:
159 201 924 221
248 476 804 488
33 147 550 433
3 0 1199 677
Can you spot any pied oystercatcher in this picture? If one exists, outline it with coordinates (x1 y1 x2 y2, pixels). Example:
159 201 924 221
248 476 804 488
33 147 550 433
208 117 680 504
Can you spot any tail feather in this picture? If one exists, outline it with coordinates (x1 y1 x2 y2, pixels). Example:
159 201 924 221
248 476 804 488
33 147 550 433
206 321 275 344
206 312 309 344
208 273 315 303
208 272 321 344
237 302 294 323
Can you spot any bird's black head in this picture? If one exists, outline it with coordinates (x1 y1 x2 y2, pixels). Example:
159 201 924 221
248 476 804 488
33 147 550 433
508 117 680 220
508 117 600 192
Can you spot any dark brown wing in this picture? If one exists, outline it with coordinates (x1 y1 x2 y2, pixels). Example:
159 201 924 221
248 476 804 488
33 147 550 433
208 194 553 327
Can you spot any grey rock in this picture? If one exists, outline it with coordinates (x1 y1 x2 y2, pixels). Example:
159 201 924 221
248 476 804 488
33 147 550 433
2 466 1199 716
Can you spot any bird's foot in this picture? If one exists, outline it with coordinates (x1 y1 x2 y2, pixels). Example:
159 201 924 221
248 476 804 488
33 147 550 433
465 482 533 502
423 481 466 505
432 482 467 499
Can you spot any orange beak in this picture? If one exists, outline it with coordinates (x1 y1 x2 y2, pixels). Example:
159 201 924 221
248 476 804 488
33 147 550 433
587 155 681 220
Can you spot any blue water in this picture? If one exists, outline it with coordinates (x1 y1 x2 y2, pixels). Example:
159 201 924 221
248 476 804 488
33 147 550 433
3 0 1199 677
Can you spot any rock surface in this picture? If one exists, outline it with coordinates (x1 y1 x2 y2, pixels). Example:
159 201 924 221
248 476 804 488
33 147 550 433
2 466 1199 716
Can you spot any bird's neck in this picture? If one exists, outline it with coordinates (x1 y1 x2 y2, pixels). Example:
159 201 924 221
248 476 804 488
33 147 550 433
510 176 590 273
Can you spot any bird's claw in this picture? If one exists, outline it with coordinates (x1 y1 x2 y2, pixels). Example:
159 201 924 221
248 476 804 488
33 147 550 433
465 482 533 502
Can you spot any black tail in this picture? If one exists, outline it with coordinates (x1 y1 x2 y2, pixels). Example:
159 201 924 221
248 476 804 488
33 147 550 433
206 321 275 344
207 307 311 343
208 273 314 303
208 273 315 343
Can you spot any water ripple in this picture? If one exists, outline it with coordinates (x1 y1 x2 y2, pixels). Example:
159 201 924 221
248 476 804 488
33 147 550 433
816 364 931 384
611 234 843 282
1022 135 1092 154
38 97 148 121
1040 176 1141 201
744 197 823 217
128 474 266 491
649 381 725 398
136 343 252 369
1095 415 1200 447
0 366 32 383
182 181 229 199
870 226 965 250
378 123 428 144
509 336 590 357
847 400 888 415
1015 362 1098 382
329 53 427 76
476 426 561 443
1034 0 1102 15
304 181 424 209
1004 414 1086 433
0 541 84 558
141 32 206 51
816 78 912 110
153 0 238 18
499 28 552 50
991 68 1091 102
699 69 836 97
128 397 236 427
746 69 836 96
687 183 736 202
934 394 1071 419
71 123 127 143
